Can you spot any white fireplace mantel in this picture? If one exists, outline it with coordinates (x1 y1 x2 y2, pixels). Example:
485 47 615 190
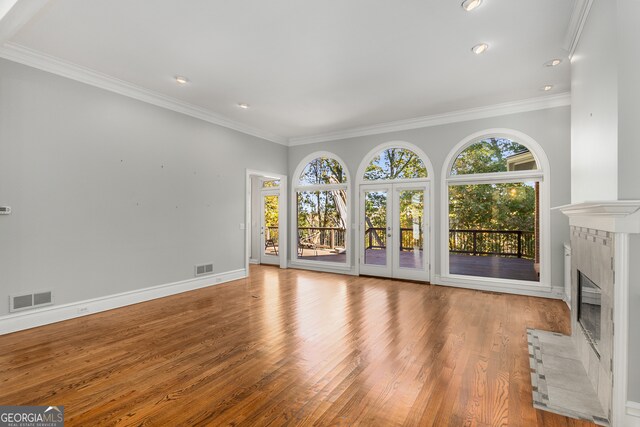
554 200 640 234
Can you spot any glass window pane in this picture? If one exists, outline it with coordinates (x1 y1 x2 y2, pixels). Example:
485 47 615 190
363 190 387 266
398 190 424 270
448 181 539 282
299 157 347 185
364 148 427 180
297 190 347 263
263 195 279 257
450 138 538 175
262 179 280 188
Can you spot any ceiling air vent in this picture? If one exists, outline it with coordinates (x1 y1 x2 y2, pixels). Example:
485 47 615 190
9 291 53 312
195 263 214 277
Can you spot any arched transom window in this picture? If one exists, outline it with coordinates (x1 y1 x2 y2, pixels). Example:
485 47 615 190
294 154 349 265
450 138 538 175
364 148 428 181
299 157 347 185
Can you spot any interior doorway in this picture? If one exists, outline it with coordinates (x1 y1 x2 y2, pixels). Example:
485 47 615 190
246 170 287 272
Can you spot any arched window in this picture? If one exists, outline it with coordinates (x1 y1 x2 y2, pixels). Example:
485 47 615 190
450 138 538 175
363 148 428 180
293 153 350 265
443 132 548 286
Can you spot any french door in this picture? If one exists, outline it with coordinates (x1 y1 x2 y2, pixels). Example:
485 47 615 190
359 182 429 281
260 190 280 265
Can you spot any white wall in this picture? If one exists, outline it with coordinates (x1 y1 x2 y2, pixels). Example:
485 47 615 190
617 0 640 202
570 0 618 203
0 58 288 317
571 0 640 406
617 0 640 405
288 107 571 289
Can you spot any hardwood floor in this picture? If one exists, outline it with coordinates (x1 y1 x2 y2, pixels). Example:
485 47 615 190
0 265 593 426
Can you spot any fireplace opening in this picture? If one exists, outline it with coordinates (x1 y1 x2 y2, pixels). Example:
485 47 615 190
578 270 601 356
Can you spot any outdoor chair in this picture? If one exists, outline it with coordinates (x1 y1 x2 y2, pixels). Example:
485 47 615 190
298 231 320 257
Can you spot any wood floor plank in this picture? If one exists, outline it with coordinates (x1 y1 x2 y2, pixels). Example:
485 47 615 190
0 265 592 426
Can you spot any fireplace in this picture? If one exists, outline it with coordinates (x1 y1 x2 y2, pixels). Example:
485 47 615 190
559 201 640 425
577 271 601 355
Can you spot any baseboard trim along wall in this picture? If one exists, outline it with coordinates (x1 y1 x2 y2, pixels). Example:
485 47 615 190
627 401 640 426
0 268 247 335
433 274 564 299
288 261 356 276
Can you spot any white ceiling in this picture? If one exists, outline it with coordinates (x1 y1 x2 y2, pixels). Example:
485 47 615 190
2 0 573 143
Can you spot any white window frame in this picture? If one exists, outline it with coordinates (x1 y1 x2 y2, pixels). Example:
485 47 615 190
290 151 351 271
440 129 551 292
354 141 435 281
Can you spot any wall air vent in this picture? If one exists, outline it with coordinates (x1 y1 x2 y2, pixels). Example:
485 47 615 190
33 291 52 306
9 291 53 312
195 263 214 277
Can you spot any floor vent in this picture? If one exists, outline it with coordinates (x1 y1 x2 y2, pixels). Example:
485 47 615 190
10 291 53 312
195 263 214 277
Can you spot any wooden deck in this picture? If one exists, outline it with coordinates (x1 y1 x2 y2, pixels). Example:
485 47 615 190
299 249 539 282
0 265 587 426
450 253 539 282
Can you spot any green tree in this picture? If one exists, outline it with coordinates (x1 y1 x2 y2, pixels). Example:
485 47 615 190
448 138 536 232
451 138 530 175
449 183 535 232
364 148 427 180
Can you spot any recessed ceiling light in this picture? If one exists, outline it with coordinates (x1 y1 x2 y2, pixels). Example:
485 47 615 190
545 59 562 67
461 0 483 11
175 75 189 85
471 43 489 54
238 103 250 109
542 85 553 91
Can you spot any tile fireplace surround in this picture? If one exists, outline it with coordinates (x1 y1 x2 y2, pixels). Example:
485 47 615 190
557 201 640 427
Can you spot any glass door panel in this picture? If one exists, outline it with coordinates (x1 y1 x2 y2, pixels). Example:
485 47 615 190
397 189 424 270
360 187 392 277
261 193 279 265
363 190 388 266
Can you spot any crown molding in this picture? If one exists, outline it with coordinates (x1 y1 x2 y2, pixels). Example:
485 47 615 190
288 93 572 146
563 0 594 59
0 42 288 145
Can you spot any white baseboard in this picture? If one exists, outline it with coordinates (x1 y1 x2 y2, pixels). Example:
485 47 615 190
434 274 564 299
249 258 259 265
627 401 640 426
288 261 356 276
0 268 247 335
